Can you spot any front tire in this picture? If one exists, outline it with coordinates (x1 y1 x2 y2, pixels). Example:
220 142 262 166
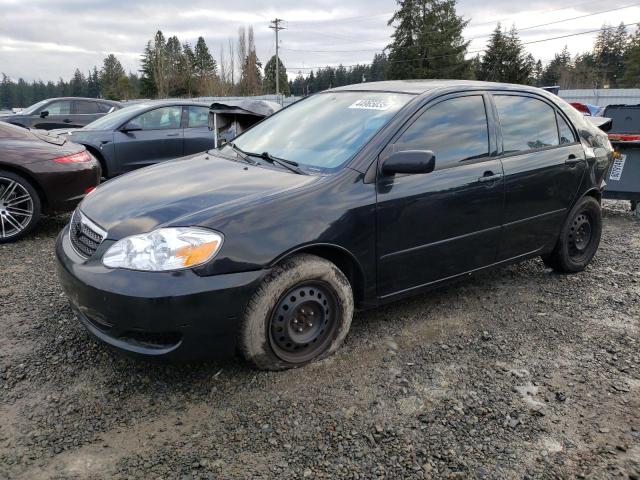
0 170 41 243
542 196 602 273
239 254 354 370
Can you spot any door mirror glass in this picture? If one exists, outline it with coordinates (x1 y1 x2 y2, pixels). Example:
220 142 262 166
382 150 436 175
40 110 49 118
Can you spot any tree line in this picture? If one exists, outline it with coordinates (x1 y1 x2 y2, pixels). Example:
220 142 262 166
2 0 640 109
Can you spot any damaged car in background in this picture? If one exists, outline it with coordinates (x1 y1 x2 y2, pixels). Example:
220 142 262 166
55 80 613 370
50 99 280 177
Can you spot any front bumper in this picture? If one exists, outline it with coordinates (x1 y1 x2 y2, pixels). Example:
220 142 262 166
55 225 267 360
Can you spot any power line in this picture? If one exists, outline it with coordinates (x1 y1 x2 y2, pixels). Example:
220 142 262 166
285 21 640 71
282 2 640 54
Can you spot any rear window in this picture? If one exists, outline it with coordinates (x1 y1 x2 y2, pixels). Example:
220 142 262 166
187 106 209 128
494 95 559 154
75 101 100 114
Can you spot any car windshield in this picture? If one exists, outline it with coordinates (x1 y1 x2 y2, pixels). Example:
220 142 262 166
20 99 49 115
82 103 152 131
228 91 413 172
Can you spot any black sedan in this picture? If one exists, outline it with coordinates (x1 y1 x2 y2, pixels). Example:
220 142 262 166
56 80 613 370
0 122 100 242
50 101 214 178
0 97 121 130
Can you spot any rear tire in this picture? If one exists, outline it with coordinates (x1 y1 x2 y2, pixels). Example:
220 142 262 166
239 254 354 370
0 170 41 243
541 196 601 273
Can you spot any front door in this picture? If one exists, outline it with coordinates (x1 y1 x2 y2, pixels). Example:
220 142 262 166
491 93 586 261
34 100 74 130
114 105 184 173
183 105 216 155
376 93 504 298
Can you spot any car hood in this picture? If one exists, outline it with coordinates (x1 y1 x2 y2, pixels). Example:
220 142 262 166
80 152 319 238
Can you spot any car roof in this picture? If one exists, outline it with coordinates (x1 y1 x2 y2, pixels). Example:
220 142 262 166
329 80 549 95
47 97 122 106
122 100 210 108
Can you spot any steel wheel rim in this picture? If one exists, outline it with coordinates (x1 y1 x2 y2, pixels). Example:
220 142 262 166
568 212 593 259
269 282 339 364
0 177 34 239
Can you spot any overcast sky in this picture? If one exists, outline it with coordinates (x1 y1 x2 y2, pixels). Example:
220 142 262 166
0 0 638 82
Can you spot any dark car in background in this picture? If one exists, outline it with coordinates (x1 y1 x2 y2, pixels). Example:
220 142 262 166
51 101 214 177
0 97 122 130
56 80 613 370
0 122 100 242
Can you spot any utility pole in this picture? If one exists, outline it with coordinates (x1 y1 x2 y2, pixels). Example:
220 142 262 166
269 18 285 103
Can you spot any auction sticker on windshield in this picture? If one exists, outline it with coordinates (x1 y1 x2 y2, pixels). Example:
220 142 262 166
348 99 391 111
609 155 626 181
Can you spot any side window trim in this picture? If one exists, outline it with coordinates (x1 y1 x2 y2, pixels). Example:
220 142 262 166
490 91 574 157
381 91 493 172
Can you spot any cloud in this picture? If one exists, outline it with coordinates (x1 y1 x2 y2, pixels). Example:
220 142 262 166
0 0 637 82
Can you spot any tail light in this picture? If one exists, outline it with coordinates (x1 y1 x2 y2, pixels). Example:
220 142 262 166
53 150 92 164
570 102 591 115
608 133 640 142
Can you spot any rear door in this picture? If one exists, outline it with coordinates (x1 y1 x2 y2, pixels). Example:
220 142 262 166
72 100 102 127
113 105 184 173
183 105 216 155
376 92 504 298
491 93 586 261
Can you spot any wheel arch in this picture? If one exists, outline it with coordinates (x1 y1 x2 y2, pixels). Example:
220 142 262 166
271 243 367 307
582 187 602 204
83 145 108 177
0 163 48 209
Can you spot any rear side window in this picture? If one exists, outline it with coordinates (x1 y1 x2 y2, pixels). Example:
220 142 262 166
558 114 576 144
75 101 99 114
97 102 115 113
395 95 489 170
187 106 209 128
494 95 559 153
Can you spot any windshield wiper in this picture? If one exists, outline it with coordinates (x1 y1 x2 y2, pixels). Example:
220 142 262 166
255 151 307 175
228 143 259 166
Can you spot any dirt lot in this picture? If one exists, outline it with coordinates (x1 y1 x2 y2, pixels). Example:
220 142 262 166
0 201 639 480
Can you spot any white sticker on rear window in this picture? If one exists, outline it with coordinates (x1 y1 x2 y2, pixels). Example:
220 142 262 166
348 99 391 111
609 155 626 181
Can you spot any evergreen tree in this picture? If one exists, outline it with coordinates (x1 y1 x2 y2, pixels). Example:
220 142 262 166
370 53 388 81
70 69 87 96
194 36 217 94
181 42 197 96
87 67 101 98
478 24 533 84
540 46 572 87
238 27 262 95
0 74 15 108
139 41 157 98
263 55 289 94
100 54 127 100
622 28 640 87
386 0 471 80
592 23 627 87
166 35 185 96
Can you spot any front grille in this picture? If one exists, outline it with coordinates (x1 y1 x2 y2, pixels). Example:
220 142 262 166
69 210 105 258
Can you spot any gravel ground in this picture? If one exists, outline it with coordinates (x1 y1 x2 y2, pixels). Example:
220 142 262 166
0 201 639 480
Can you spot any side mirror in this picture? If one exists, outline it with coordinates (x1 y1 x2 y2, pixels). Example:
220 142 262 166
121 121 142 133
381 150 436 175
40 110 49 118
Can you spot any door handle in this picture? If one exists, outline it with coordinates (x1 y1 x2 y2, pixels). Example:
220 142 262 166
565 154 584 165
477 172 503 183
166 133 180 137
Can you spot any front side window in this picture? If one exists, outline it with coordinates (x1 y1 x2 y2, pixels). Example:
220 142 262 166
132 106 182 130
394 95 489 169
187 106 209 128
495 95 559 153
230 92 413 172
44 101 71 115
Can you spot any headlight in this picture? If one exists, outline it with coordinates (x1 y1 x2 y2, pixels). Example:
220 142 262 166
102 227 223 271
